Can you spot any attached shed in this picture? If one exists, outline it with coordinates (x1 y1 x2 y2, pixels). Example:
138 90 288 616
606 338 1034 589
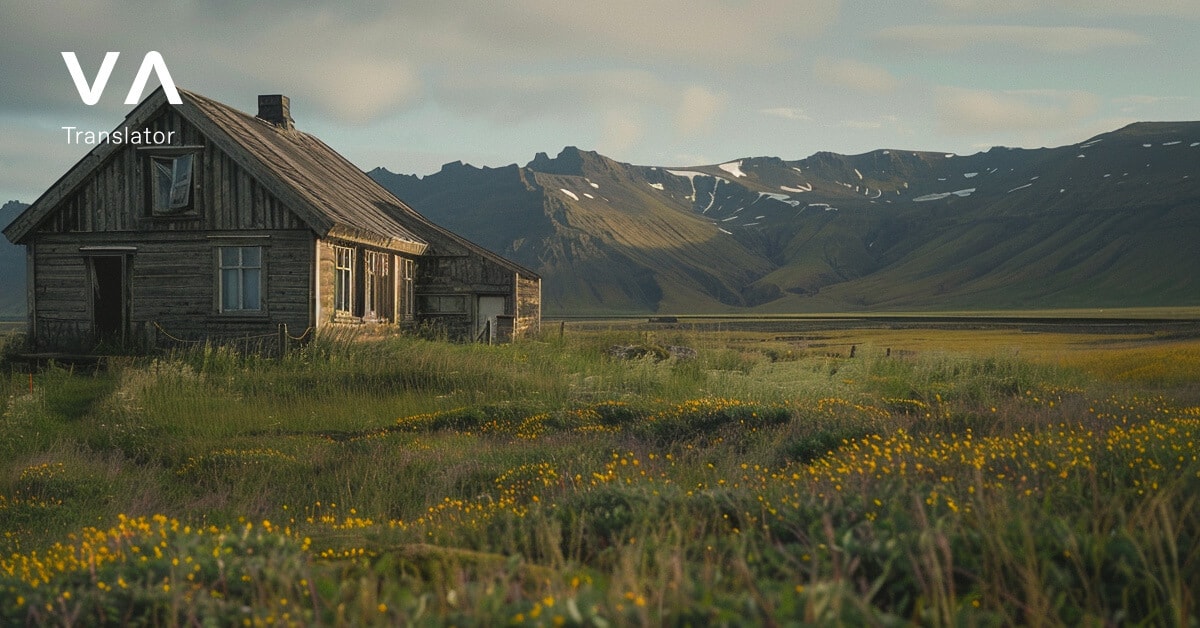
3 88 540 351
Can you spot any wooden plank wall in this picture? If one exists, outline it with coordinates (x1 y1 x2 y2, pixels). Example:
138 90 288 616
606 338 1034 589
514 275 542 338
28 103 541 346
315 239 423 327
32 230 313 348
315 239 337 326
40 108 304 236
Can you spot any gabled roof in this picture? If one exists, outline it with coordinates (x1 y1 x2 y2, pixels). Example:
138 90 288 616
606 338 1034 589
5 87 540 279
187 90 537 278
4 88 426 254
182 89 428 254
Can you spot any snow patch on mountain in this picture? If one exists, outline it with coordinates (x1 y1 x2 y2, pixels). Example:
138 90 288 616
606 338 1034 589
757 192 801 207
913 188 976 202
719 161 746 178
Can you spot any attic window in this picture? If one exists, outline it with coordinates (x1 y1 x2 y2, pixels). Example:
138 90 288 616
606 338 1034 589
150 154 194 214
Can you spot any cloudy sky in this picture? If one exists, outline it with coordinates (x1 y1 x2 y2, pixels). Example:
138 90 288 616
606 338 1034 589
2 0 1198 204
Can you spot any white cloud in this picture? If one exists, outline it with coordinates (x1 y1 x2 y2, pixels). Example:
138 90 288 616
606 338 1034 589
813 57 899 94
0 116 91 202
500 0 841 61
1 0 840 121
760 107 812 121
598 109 644 156
931 0 1039 13
1112 94 1190 107
835 115 901 130
876 24 1145 54
675 86 726 136
935 87 1100 134
1074 0 1200 17
935 0 1200 18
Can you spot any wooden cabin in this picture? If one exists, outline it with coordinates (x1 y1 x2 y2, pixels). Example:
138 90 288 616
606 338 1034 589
3 88 540 351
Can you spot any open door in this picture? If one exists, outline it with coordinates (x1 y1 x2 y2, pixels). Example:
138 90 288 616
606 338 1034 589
476 295 506 343
90 255 128 345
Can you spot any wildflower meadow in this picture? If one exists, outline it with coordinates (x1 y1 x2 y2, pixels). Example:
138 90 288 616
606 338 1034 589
1 321 1198 625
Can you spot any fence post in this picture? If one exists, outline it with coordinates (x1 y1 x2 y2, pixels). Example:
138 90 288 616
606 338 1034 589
278 323 288 357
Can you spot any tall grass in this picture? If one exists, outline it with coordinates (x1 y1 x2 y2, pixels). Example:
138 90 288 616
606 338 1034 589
2 328 1198 625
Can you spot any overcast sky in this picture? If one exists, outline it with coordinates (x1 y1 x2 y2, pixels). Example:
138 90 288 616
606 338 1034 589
2 0 1198 204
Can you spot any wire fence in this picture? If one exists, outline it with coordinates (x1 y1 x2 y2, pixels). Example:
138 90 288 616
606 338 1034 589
151 321 314 357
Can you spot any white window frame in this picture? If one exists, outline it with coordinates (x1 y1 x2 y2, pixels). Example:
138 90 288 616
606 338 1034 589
334 245 354 314
217 246 263 312
400 258 415 321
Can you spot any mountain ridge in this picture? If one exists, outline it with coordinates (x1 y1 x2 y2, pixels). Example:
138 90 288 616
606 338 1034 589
2 123 1197 319
372 121 1200 315
1 200 29 319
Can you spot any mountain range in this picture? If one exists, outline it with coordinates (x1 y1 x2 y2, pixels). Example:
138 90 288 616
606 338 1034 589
3 122 1198 319
371 121 1200 315
1 201 28 319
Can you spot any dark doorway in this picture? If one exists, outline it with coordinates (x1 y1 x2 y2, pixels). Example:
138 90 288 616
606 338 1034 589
91 256 127 343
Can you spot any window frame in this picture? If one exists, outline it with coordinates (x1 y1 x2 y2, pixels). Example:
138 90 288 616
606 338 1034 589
333 245 355 315
399 258 415 322
362 250 393 322
216 245 265 314
419 294 467 314
140 146 203 218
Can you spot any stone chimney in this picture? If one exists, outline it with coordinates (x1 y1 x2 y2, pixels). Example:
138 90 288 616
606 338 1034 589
256 95 294 130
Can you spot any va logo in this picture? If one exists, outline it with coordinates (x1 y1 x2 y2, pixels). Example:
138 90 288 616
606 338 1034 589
62 51 182 106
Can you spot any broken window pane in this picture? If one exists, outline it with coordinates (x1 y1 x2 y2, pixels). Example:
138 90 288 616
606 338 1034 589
151 154 194 214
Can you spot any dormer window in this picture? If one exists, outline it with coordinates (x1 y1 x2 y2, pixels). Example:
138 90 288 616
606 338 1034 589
151 154 194 214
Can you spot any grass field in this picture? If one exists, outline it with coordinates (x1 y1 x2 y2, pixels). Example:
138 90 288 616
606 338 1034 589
1 320 1198 626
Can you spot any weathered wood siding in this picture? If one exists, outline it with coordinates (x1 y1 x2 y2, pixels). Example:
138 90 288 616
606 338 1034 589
314 239 416 327
514 274 541 338
26 105 316 351
20 96 541 347
315 239 336 326
39 108 304 236
29 230 314 350
414 253 515 340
